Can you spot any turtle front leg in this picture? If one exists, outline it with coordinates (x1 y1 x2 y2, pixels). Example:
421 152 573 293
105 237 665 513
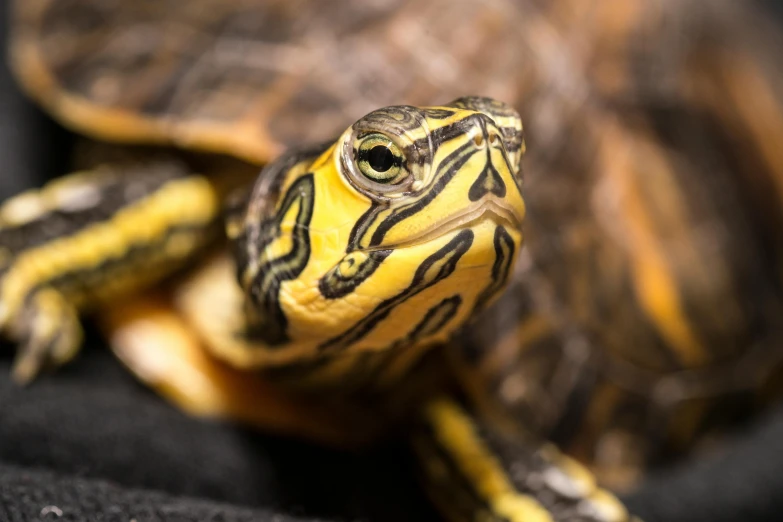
413 397 640 522
0 160 224 382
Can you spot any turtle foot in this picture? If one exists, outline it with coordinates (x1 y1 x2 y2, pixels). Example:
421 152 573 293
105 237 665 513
6 288 82 385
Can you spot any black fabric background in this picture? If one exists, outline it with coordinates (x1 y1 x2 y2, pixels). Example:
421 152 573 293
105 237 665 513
2 2 783 521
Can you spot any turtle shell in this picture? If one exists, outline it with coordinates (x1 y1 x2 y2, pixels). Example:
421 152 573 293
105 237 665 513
10 0 543 164
10 0 783 489
12 0 688 163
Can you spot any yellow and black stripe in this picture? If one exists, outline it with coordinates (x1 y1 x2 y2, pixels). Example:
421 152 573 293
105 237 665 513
414 397 637 522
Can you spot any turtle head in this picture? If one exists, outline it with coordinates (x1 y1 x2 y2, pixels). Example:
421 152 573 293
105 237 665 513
236 97 526 363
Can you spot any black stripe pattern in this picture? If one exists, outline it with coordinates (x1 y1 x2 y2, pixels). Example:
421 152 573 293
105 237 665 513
244 174 316 346
320 229 474 352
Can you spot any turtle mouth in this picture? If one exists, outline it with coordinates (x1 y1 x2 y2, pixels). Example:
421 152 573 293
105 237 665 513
365 199 523 251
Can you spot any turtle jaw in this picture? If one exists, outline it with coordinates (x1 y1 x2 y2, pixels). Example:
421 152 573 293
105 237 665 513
365 198 523 252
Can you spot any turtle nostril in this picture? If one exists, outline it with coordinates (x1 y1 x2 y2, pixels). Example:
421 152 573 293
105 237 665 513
489 133 498 144
473 134 484 147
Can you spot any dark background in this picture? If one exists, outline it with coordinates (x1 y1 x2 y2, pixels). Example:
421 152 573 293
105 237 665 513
3 2 783 521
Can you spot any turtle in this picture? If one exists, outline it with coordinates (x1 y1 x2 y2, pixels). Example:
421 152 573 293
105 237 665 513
3 1 783 522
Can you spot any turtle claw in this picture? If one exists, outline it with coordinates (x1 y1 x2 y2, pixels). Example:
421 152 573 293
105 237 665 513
6 288 82 385
11 352 39 385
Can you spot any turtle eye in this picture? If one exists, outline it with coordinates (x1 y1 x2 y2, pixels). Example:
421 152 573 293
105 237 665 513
356 134 406 184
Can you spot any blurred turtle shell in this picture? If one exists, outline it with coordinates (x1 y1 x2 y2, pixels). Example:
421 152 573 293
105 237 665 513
10 0 783 490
